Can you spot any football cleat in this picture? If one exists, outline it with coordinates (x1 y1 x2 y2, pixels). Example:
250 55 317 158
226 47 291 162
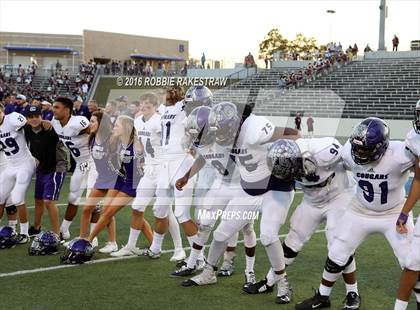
0 226 19 249
138 248 161 259
28 231 60 255
91 237 98 248
111 244 142 257
276 275 292 304
295 289 331 309
60 238 94 264
243 271 257 289
218 259 235 277
343 292 361 309
170 248 187 262
17 234 29 244
171 265 197 277
98 242 118 254
181 264 217 287
28 226 41 237
243 278 274 294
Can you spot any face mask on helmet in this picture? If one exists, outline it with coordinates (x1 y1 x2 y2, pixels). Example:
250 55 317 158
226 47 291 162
350 118 389 165
0 226 18 249
210 102 241 146
183 86 213 116
414 101 420 134
29 231 60 255
267 139 303 181
60 238 94 264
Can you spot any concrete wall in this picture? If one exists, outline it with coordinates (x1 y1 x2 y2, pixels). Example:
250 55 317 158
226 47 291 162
265 115 413 140
187 67 257 78
364 51 420 59
83 30 188 63
271 60 313 68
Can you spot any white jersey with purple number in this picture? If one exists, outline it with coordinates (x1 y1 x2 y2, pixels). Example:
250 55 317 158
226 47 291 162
51 115 90 163
160 101 187 159
231 114 275 183
406 129 420 159
0 112 32 165
296 137 350 205
197 143 240 184
134 113 162 165
342 140 415 212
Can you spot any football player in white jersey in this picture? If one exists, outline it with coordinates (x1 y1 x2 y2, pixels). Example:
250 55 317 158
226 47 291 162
51 97 91 240
296 117 415 310
142 86 198 259
272 137 360 309
112 93 185 261
394 100 420 310
171 106 257 285
0 103 36 243
183 102 300 305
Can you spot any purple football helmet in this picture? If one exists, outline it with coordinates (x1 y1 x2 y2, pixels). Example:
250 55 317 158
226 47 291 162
414 99 420 134
350 117 390 165
60 238 94 264
29 231 60 255
184 106 216 147
0 226 18 249
267 139 304 181
209 102 241 146
183 85 213 116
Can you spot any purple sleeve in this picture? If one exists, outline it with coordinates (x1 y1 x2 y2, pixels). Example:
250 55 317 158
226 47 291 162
4 104 15 115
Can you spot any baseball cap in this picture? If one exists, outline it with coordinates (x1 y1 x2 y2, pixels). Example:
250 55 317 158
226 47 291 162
16 94 26 101
27 105 42 116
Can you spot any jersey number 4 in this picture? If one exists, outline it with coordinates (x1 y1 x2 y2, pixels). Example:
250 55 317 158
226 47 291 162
0 137 20 156
358 180 388 204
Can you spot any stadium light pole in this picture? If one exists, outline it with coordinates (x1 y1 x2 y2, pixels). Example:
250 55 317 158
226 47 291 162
327 10 336 43
378 0 387 50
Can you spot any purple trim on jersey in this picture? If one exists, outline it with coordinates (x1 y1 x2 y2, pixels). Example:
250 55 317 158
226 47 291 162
34 170 66 201
114 142 142 197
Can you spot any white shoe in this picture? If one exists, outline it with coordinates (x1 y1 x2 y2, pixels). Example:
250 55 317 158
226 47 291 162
91 237 98 248
98 242 118 254
170 249 186 262
110 244 141 257
60 230 70 241
181 264 217 286
63 240 71 248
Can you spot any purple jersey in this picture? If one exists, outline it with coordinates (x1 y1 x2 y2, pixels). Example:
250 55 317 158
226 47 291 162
42 110 53 121
90 137 118 190
114 142 142 196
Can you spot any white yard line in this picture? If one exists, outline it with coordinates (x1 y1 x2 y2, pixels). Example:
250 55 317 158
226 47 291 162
0 229 326 278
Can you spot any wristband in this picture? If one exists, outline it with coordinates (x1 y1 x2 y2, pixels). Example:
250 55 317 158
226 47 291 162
396 212 408 225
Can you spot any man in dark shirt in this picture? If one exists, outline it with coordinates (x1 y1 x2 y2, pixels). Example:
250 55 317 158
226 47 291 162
295 113 302 131
25 106 68 236
40 100 53 120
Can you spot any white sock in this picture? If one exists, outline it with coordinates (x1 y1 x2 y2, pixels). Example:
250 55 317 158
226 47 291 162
245 254 255 273
89 223 96 233
345 282 358 295
319 284 332 297
266 268 284 286
394 299 408 310
197 248 205 261
20 222 29 236
415 292 420 303
187 235 197 248
187 247 201 269
223 250 235 263
61 219 72 232
8 220 17 231
168 208 183 250
127 228 140 248
150 232 164 254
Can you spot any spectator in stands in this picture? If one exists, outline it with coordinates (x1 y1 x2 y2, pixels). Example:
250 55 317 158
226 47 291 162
3 94 16 114
352 44 359 57
244 52 256 68
41 101 53 121
104 101 118 124
307 115 314 137
73 96 90 117
87 100 99 119
116 96 129 115
129 101 142 118
392 35 399 51
295 113 302 131
201 53 206 69
16 94 30 116
264 57 269 69
364 44 372 53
